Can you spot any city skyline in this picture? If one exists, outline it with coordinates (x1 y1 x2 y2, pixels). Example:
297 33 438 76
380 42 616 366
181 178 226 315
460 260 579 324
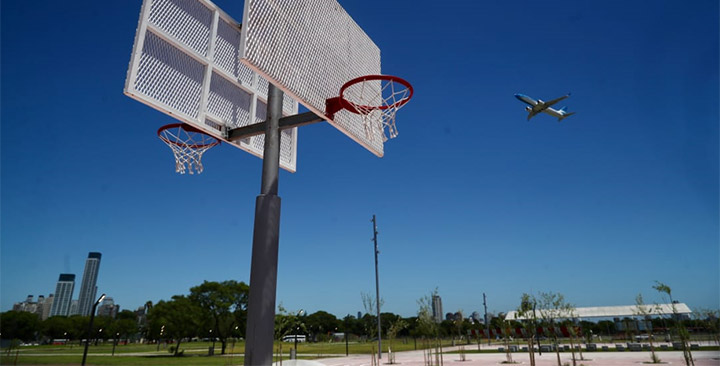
1 0 717 319
14 252 111 318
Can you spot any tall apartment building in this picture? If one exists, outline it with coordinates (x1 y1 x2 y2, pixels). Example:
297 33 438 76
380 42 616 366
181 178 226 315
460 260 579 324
49 274 75 317
432 294 443 323
77 252 102 316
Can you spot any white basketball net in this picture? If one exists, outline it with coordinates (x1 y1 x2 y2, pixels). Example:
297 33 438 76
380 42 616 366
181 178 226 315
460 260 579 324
158 125 220 175
342 79 412 142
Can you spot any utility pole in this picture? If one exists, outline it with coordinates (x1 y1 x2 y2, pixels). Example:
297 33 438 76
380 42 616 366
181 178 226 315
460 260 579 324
372 215 382 360
483 293 490 345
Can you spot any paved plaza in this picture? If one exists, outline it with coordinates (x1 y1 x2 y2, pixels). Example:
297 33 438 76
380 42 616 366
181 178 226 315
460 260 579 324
300 346 720 366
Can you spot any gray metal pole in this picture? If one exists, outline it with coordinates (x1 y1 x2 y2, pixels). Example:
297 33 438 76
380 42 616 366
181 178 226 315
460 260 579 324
244 84 283 366
483 293 490 345
82 294 105 366
372 215 381 360
81 305 96 366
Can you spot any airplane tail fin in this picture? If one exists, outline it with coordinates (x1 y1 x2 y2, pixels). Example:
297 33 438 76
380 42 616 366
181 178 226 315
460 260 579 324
558 112 576 122
559 106 567 112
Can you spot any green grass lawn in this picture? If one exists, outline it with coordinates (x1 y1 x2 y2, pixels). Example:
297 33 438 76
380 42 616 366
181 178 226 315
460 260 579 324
0 339 429 365
1 354 245 365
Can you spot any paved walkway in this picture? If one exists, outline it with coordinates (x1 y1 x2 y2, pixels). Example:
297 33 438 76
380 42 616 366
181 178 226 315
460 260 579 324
303 347 720 366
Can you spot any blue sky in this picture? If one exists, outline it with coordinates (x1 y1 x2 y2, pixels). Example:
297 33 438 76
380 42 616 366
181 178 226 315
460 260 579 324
1 0 718 319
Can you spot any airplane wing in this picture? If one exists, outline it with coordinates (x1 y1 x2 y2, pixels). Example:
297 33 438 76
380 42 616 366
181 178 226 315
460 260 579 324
527 110 540 121
542 94 570 108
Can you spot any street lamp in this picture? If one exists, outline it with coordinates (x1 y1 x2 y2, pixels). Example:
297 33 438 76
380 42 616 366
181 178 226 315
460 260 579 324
157 325 164 351
294 309 305 355
112 332 120 356
345 315 350 356
82 293 106 366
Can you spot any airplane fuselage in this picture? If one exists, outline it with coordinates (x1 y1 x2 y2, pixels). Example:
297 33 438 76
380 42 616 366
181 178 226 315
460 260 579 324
514 93 575 121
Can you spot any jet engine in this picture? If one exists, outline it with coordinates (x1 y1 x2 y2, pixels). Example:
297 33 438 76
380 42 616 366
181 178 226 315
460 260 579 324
525 106 532 112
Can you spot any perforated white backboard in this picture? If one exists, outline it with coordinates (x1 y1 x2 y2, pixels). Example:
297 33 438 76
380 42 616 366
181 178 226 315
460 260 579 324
125 0 299 172
239 0 384 157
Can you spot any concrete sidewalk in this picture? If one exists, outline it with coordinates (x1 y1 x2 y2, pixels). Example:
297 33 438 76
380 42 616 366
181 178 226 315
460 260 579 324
308 347 720 366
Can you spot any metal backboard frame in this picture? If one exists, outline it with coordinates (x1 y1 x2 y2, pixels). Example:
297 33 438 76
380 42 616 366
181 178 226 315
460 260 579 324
238 0 384 157
125 0 299 172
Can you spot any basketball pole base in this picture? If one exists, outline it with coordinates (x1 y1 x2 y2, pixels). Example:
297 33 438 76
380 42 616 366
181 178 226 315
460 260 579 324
244 194 281 366
244 83 284 366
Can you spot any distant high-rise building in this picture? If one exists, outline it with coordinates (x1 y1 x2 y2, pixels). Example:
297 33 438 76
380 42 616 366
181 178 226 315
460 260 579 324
12 294 54 318
77 252 102 316
12 295 39 313
49 274 75 317
97 297 120 318
36 295 46 318
69 300 79 316
42 295 54 320
432 295 443 323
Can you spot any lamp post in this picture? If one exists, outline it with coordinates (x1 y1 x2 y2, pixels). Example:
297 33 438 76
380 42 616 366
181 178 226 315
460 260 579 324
371 214 381 360
293 309 305 358
82 293 105 366
294 326 300 354
112 332 119 356
345 315 350 356
157 325 164 351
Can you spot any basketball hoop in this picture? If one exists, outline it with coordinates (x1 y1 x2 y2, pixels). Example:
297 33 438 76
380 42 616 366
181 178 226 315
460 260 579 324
326 75 413 142
157 123 220 174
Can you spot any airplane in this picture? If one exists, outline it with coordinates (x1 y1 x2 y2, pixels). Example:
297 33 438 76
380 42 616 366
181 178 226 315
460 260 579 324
514 93 576 121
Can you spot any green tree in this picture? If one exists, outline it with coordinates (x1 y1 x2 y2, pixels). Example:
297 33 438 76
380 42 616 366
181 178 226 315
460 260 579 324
0 311 40 342
93 315 113 342
189 280 249 355
693 308 719 346
68 315 89 343
40 316 73 340
635 293 660 363
653 281 694 366
516 293 538 366
342 315 363 337
380 312 402 337
439 320 454 337
275 305 305 341
386 318 407 364
306 310 340 340
110 310 139 341
114 318 139 340
597 320 615 337
416 288 443 366
361 292 383 339
149 296 202 356
537 291 572 366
